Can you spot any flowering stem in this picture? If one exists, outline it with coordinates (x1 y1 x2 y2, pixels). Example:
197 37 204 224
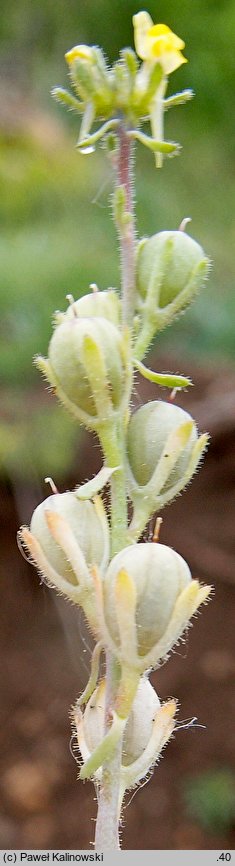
116 122 136 329
94 122 137 851
96 421 127 848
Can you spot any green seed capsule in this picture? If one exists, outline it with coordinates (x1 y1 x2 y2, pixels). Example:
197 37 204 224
80 676 160 765
47 316 126 423
30 492 108 584
74 673 176 786
127 400 197 490
104 542 191 657
65 289 120 326
121 677 160 765
136 230 208 309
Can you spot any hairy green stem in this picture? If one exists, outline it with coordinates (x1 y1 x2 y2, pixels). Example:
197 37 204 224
116 123 136 328
94 655 122 851
134 318 158 361
96 421 128 849
128 499 152 543
99 419 128 558
95 123 137 851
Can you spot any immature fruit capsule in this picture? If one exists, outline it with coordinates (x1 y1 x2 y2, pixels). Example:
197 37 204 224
30 492 109 581
121 677 161 766
96 541 210 711
74 676 176 789
128 400 196 490
104 542 192 658
136 230 208 310
19 492 109 634
64 289 120 326
134 230 210 360
36 316 130 429
126 401 208 534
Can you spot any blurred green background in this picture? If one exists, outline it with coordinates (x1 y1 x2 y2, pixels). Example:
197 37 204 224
1 0 235 478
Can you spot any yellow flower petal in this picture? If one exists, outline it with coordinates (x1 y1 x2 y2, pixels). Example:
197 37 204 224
149 24 185 51
133 13 187 75
133 11 154 60
155 50 188 76
65 45 93 65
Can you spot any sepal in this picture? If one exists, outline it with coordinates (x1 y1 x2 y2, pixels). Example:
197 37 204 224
134 62 163 115
79 709 126 781
164 89 194 109
120 697 176 804
51 87 84 112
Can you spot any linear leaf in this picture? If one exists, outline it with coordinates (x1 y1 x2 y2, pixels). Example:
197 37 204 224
75 466 120 499
127 129 180 154
77 118 118 151
134 359 192 389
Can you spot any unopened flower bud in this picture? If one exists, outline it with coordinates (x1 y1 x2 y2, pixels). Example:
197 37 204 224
19 492 109 634
66 45 94 65
126 401 208 536
74 676 176 790
36 316 130 429
65 44 112 116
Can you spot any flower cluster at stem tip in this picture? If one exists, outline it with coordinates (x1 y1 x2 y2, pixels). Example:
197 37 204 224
19 10 212 819
52 10 194 165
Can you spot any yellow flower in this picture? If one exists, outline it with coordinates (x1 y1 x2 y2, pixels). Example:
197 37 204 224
133 12 187 75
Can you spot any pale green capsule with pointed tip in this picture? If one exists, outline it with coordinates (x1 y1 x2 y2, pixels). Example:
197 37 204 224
74 674 176 785
103 542 192 658
40 315 129 427
79 677 161 764
30 491 109 584
64 289 120 326
127 400 197 491
136 229 209 309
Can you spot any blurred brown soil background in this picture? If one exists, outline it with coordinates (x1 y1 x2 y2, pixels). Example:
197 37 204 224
0 353 235 850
